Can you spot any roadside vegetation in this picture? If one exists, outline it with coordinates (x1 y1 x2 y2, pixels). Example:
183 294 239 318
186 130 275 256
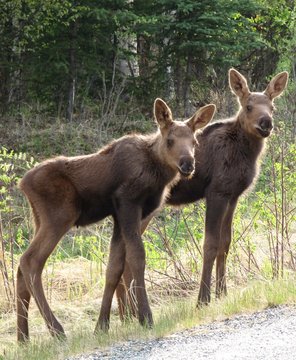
1 277 296 360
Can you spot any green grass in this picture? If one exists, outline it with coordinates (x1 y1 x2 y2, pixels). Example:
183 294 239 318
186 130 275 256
1 277 296 360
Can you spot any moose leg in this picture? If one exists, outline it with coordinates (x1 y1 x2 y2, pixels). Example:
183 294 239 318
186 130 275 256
96 220 126 332
116 261 137 321
216 199 237 298
116 278 128 322
116 214 153 321
17 211 40 342
17 266 32 342
198 194 228 306
18 220 73 340
124 243 152 327
118 203 153 327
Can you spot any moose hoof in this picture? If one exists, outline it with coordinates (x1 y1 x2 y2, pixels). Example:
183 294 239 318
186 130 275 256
196 294 210 308
139 313 154 329
49 327 67 341
196 300 209 309
94 319 110 334
17 332 30 343
53 331 67 342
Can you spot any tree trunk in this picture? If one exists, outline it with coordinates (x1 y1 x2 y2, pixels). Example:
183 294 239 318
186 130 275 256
67 21 77 122
183 53 194 117
173 57 182 117
137 34 150 79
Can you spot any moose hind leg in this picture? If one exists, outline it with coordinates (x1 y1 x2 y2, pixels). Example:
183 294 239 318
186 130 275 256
17 266 31 342
17 203 42 342
18 182 79 340
19 219 74 339
18 171 80 340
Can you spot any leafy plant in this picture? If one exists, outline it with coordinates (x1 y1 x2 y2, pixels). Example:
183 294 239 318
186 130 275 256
0 147 36 309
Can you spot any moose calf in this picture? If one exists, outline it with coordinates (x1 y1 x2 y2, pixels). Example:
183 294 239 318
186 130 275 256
17 98 215 341
117 68 289 315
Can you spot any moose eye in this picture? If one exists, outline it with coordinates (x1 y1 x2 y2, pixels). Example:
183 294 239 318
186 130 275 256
167 139 174 147
246 105 252 112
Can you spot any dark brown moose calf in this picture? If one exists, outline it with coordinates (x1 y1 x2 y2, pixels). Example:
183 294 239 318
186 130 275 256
117 68 289 315
16 98 215 341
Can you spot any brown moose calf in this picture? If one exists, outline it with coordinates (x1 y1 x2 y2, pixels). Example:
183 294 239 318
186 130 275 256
16 98 215 341
117 68 289 317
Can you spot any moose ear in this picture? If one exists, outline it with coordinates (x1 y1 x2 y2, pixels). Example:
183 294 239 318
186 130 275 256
264 71 289 100
154 98 173 129
229 68 250 99
186 104 216 132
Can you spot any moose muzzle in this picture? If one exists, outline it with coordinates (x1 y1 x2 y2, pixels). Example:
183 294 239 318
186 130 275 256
178 156 195 177
256 115 273 138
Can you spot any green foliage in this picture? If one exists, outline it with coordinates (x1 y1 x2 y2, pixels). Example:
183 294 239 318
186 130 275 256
0 148 35 249
0 0 295 116
0 147 36 306
0 147 35 209
71 233 108 264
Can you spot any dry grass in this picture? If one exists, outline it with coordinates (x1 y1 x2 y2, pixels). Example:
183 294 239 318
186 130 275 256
1 251 296 360
0 257 105 345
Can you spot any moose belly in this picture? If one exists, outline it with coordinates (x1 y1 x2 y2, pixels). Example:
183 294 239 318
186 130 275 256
75 195 114 226
142 191 164 220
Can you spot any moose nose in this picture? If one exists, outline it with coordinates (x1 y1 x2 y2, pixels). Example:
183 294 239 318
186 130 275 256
179 156 195 177
259 116 273 131
257 116 273 138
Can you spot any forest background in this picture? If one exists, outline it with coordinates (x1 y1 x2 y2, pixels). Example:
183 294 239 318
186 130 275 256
0 0 295 358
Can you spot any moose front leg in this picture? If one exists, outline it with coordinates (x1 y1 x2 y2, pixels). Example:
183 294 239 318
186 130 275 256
198 194 229 306
215 199 237 298
116 261 137 321
96 220 126 332
116 213 154 321
117 202 153 327
124 242 152 327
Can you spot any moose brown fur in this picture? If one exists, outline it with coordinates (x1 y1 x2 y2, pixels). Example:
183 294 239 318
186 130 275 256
16 98 215 341
117 68 289 314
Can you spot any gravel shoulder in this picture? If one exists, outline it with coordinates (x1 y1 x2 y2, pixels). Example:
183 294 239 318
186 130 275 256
70 305 296 360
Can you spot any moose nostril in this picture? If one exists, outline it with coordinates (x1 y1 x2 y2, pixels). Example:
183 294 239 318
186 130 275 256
259 116 273 130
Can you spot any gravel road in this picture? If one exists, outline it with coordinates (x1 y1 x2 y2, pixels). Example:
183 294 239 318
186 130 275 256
70 305 296 360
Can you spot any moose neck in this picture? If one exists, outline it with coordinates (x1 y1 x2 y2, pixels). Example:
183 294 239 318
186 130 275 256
235 114 266 160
